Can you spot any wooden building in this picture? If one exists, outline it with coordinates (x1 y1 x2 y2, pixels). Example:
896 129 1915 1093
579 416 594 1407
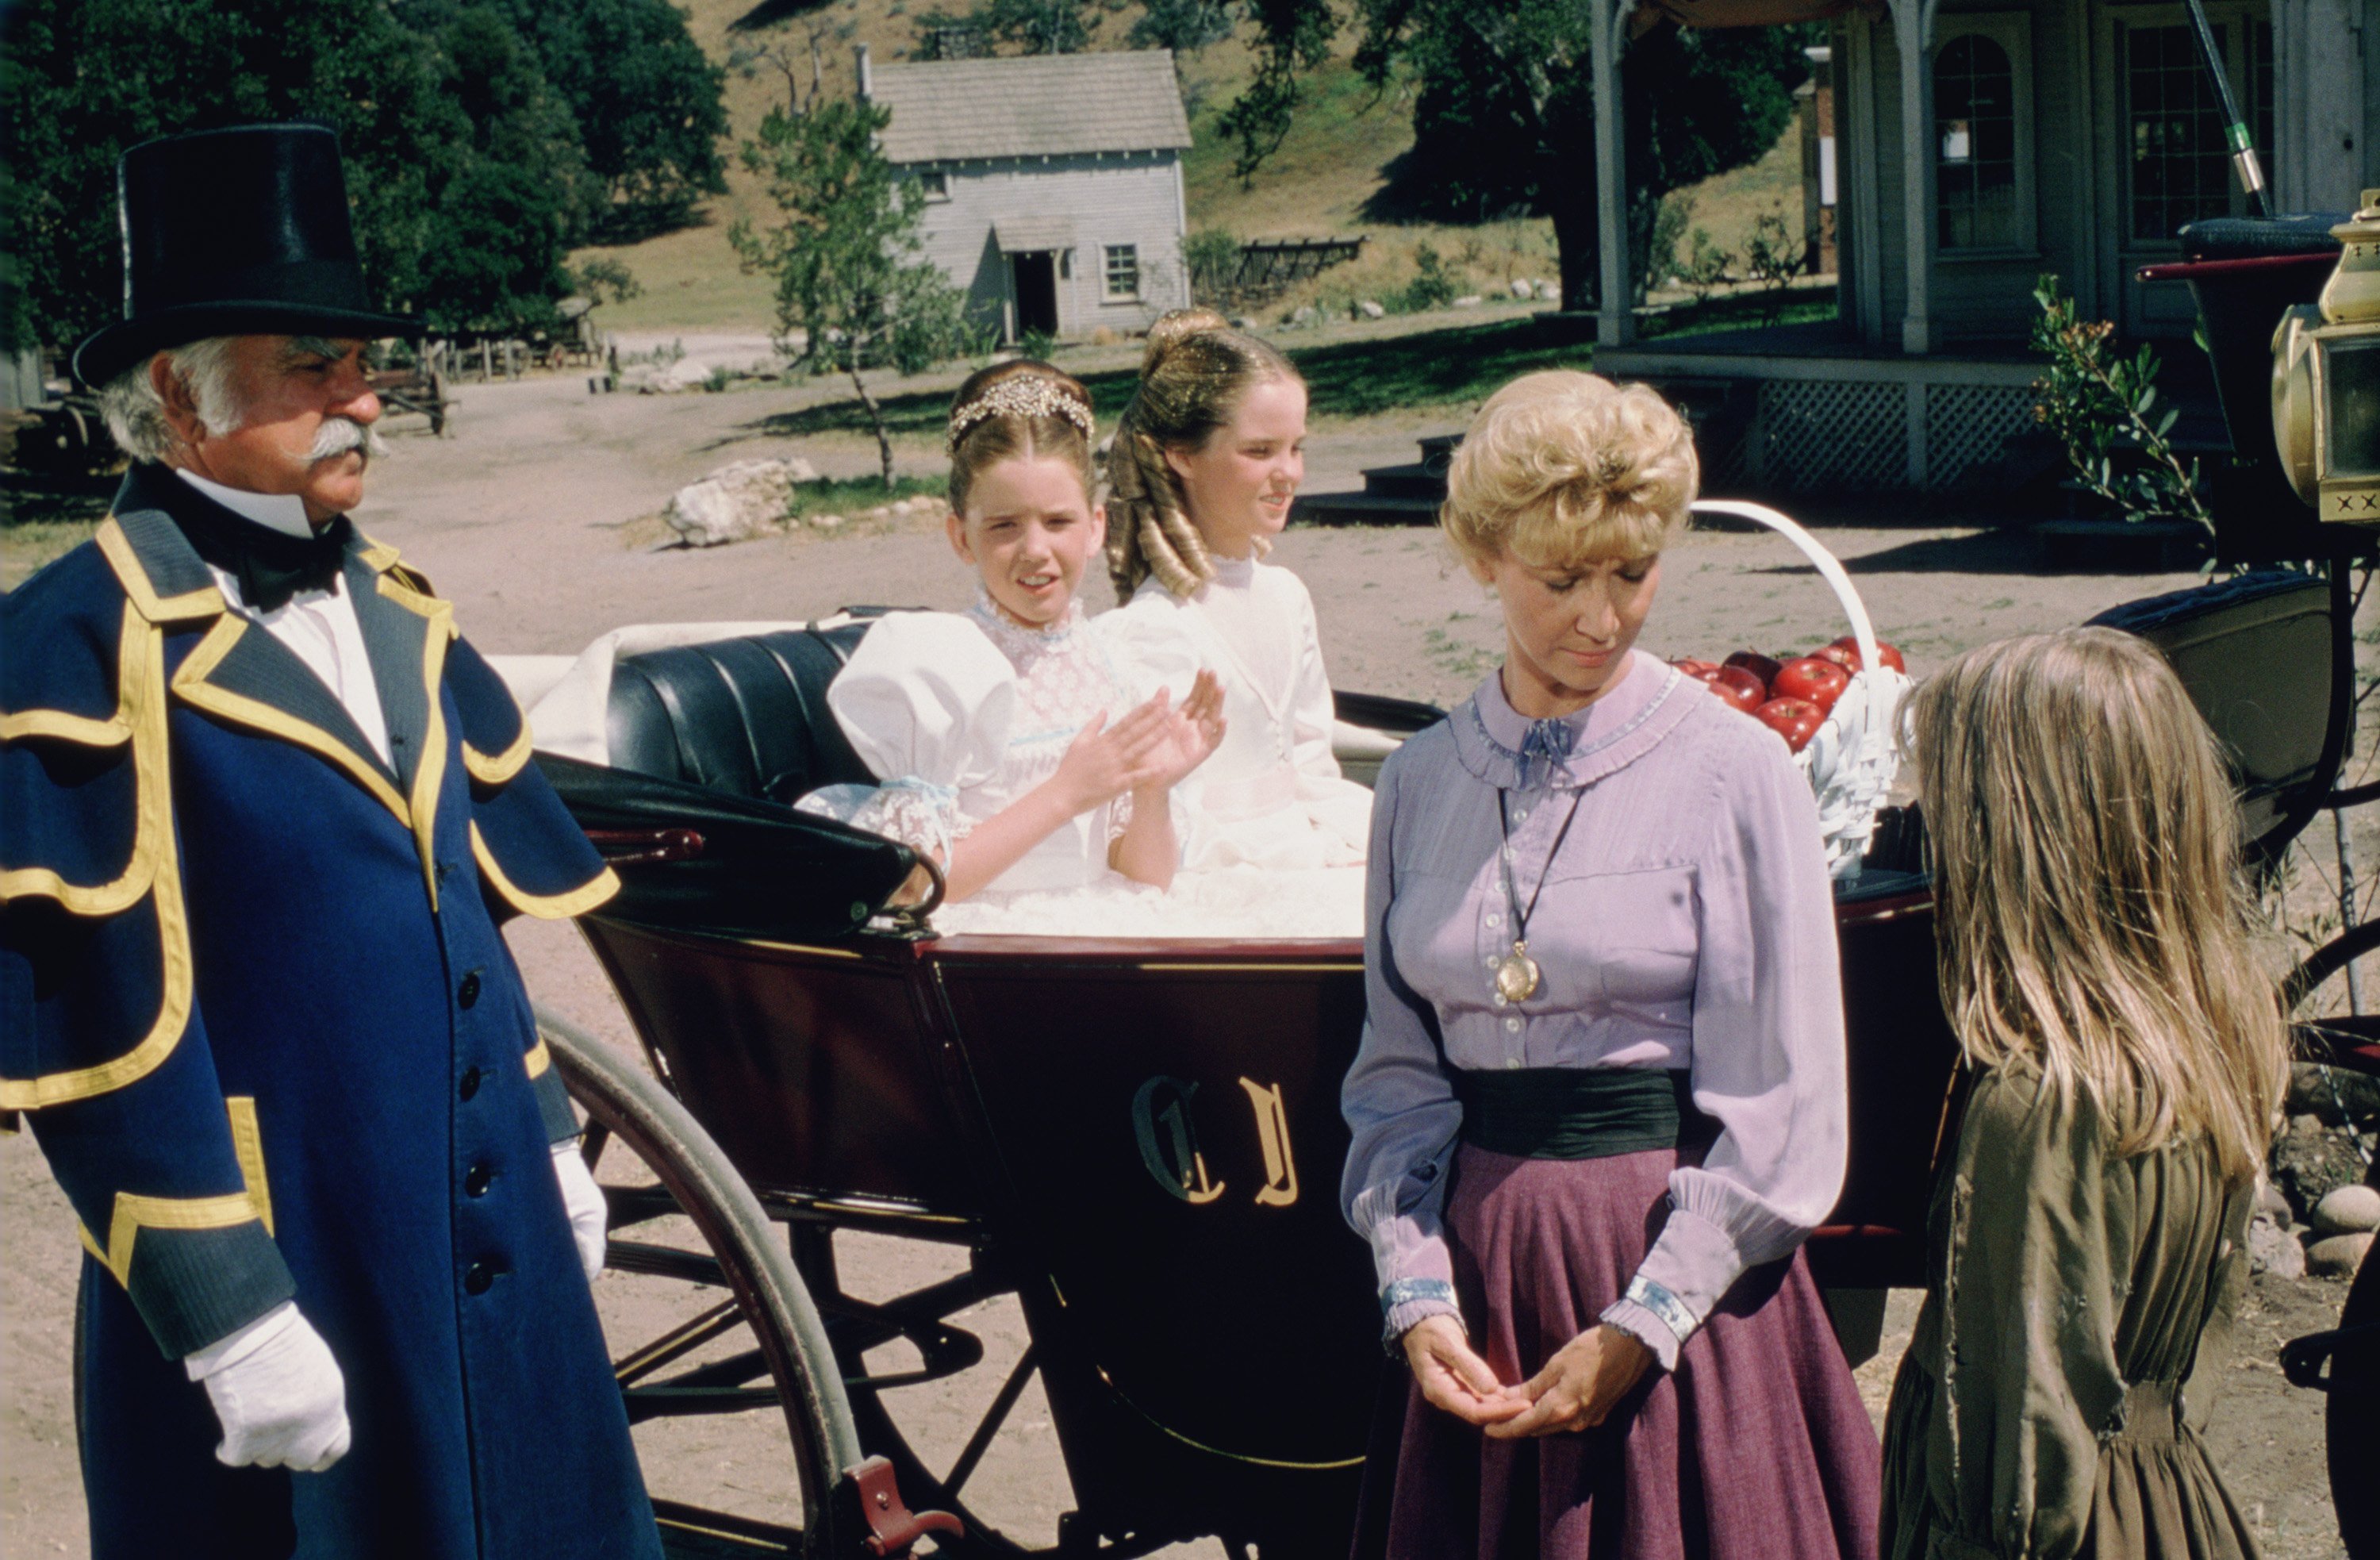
1597 0 2380 492
859 47 1195 342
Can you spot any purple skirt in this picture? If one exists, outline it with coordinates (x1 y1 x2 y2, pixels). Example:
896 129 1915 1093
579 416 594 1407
1380 1144 1883 1560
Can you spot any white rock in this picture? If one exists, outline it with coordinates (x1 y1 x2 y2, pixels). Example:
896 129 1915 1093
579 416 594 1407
1534 278 1560 302
1510 279 1534 300
2313 1184 2380 1235
2247 1212 2305 1278
866 505 892 522
808 513 845 530
2255 1175 2293 1222
1453 294 1484 308
664 456 820 546
2307 1230 2373 1277
1358 299 1386 320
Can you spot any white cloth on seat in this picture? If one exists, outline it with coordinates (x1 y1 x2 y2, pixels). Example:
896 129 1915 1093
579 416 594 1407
1110 556 1372 870
798 598 1163 896
520 621 806 763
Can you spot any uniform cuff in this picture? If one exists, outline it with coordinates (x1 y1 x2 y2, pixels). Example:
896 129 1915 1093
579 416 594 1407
127 1221 298 1360
532 1062 579 1144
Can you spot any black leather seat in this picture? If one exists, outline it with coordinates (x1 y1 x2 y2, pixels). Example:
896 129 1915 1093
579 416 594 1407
606 620 880 805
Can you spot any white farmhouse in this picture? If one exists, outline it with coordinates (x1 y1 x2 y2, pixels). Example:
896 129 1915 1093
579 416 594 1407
858 46 1195 342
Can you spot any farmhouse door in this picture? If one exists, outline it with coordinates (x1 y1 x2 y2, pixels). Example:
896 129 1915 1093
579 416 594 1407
1011 252 1060 340
2094 0 2275 339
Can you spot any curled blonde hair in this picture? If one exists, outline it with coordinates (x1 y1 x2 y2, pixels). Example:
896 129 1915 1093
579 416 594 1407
1913 627 2290 1181
1104 311 1300 598
1441 371 1698 573
946 359 1096 517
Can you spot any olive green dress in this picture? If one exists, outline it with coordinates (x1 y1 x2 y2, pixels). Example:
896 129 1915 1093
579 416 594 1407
1880 1064 2261 1560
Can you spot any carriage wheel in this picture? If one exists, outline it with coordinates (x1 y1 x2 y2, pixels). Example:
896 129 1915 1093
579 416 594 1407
542 1012 919 1558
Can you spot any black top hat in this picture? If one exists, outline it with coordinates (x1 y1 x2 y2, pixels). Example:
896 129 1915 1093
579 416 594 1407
72 123 420 387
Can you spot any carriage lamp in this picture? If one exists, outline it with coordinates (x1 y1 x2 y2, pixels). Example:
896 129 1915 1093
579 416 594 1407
2272 191 2380 522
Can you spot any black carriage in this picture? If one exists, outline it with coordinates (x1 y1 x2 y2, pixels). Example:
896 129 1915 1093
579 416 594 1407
526 491 2368 1557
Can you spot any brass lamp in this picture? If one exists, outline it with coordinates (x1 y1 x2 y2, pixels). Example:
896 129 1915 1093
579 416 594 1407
2273 190 2380 521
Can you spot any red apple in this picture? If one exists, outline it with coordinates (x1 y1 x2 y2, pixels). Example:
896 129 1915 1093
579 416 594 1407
1723 651 1783 690
1772 656 1852 713
1754 696 1825 753
1670 657 1719 678
1820 636 1906 674
1709 667 1768 713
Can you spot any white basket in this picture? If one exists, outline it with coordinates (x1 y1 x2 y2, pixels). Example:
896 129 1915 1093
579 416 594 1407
1691 500 1912 878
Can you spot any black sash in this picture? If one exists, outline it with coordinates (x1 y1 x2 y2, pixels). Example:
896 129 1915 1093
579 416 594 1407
1451 1067 1710 1159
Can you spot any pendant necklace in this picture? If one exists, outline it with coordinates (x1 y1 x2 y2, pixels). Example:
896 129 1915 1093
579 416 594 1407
1495 784 1585 1004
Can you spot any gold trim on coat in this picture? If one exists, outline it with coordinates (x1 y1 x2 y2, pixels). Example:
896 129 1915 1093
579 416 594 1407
463 724 534 786
469 822 621 920
95 517 223 623
0 606 163 916
76 1096 271 1285
171 616 413 828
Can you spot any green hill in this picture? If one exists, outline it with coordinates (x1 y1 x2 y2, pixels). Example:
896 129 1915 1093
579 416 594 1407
575 0 1807 333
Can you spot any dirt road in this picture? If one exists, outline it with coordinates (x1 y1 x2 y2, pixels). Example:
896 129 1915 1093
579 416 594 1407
2 361 2355 1556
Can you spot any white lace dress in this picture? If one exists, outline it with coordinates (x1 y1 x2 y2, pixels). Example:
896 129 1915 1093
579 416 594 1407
797 598 1161 909
1108 555 1373 871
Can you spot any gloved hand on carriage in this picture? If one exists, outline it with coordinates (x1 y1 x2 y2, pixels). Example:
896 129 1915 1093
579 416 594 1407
184 1301 351 1472
553 1140 608 1284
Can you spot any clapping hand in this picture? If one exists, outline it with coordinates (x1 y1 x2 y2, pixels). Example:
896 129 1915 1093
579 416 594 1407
1131 669 1226 796
1053 674 1226 811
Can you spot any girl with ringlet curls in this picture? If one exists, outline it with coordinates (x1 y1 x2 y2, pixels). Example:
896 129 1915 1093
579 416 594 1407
1341 370 1880 1558
1104 313 1373 870
799 362 1223 904
1882 628 2288 1560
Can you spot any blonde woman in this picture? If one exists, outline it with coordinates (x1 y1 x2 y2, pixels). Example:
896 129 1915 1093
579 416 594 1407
1104 314 1372 870
1341 371 1880 1558
1883 628 2289 1560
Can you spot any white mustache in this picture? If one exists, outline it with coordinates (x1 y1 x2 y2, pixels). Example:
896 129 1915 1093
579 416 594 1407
309 417 389 464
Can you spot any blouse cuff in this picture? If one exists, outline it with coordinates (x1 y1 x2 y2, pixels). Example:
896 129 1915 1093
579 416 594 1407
1629 1205 1749 1354
1599 1285 1687 1373
1382 1279 1461 1347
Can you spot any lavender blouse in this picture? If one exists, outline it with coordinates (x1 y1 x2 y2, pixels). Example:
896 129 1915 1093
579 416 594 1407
1338 651 1849 1370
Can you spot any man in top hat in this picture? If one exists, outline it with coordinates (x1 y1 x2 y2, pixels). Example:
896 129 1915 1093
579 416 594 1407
0 124 662 1558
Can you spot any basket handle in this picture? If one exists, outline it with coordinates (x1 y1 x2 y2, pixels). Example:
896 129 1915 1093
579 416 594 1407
1689 500 1881 674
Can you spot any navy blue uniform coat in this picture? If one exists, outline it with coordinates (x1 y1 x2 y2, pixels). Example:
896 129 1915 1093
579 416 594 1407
0 467 662 1559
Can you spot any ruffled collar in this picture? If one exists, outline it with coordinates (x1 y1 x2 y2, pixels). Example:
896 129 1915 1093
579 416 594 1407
1206 554 1257 590
966 591 1085 665
1453 651 1697 790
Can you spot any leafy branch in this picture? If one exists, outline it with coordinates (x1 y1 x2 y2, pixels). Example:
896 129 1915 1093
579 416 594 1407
2029 274 2213 534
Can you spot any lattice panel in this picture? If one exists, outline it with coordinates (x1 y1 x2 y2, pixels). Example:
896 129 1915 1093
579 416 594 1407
1756 380 1910 493
1925 383 2036 488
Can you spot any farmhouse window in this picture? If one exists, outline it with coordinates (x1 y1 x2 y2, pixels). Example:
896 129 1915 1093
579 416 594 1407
1932 17 2033 255
917 170 950 202
1104 244 1140 300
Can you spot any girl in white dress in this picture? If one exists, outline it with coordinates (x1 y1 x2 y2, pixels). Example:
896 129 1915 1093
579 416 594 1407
1104 315 1372 872
799 363 1223 909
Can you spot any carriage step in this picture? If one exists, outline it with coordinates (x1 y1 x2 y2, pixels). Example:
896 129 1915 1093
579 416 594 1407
839 1457 965 1557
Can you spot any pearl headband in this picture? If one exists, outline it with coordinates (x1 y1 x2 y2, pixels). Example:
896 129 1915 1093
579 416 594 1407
946 376 1096 452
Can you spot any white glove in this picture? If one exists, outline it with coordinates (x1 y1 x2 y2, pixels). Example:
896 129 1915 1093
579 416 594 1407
184 1302 350 1472
552 1142 608 1283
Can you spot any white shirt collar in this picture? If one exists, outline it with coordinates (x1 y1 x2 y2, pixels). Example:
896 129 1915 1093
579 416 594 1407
174 468 317 540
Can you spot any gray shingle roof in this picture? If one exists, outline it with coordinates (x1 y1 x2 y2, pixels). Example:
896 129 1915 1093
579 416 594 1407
869 51 1192 163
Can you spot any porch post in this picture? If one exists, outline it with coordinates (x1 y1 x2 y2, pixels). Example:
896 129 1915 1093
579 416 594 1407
1591 0 1636 348
1891 0 1937 355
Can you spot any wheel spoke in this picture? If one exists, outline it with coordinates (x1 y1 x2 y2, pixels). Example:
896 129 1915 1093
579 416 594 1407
615 1299 746 1388
942 1344 1038 1499
608 1238 727 1286
622 1384 783 1423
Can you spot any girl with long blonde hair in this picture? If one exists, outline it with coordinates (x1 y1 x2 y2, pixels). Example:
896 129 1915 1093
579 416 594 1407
1883 626 2290 1560
1103 313 1373 871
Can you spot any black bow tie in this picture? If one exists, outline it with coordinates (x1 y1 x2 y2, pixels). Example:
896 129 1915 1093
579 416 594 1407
167 483 353 613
